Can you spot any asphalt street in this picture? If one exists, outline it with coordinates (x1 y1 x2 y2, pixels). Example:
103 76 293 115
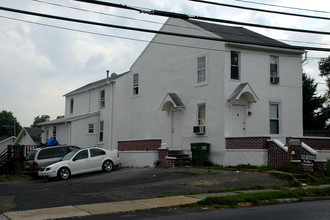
0 167 285 213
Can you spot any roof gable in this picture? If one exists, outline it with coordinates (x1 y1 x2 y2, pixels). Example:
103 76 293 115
64 72 129 97
186 20 297 49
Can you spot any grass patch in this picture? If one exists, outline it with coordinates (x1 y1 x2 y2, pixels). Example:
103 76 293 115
197 187 330 208
0 173 29 182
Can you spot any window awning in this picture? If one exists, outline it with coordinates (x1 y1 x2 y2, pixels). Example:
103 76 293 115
160 93 185 112
228 82 259 105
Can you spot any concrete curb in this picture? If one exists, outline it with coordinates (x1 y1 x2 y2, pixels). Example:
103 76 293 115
3 188 330 220
3 196 201 220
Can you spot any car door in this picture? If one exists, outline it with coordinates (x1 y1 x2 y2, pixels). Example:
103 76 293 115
70 149 90 174
89 148 106 171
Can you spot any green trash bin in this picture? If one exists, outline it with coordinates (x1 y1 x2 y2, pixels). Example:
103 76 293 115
191 143 210 166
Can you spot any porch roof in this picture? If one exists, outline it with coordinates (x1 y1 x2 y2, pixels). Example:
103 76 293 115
37 111 100 126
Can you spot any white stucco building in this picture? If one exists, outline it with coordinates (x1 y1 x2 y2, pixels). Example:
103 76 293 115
39 18 306 166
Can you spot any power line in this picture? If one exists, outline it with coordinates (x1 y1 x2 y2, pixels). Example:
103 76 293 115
189 0 330 20
33 0 164 26
3 14 313 61
34 0 330 48
235 0 330 14
1 5 330 52
74 0 330 35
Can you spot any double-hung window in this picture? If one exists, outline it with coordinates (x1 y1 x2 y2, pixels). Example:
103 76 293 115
231 51 240 80
88 124 94 134
53 126 56 139
133 73 139 95
269 103 280 134
70 98 74 114
100 90 105 108
99 121 104 142
270 56 279 77
197 56 206 84
197 103 206 126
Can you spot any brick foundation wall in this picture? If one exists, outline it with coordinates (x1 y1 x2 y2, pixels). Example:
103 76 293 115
289 137 330 150
118 139 162 151
226 137 270 149
267 141 287 167
158 148 175 168
314 161 327 173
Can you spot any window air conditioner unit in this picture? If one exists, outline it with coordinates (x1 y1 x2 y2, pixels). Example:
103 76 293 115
270 76 280 84
193 125 205 135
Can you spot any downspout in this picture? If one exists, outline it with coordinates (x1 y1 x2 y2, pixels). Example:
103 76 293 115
302 51 308 64
108 80 115 151
65 121 71 145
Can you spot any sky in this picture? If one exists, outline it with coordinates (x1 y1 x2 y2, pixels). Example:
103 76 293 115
0 0 329 127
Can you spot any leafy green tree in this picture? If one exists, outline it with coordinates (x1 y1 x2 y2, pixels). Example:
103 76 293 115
303 73 327 130
31 115 50 127
0 110 22 137
318 56 330 128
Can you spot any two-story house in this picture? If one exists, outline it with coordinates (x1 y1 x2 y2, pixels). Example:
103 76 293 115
38 72 127 150
39 18 307 167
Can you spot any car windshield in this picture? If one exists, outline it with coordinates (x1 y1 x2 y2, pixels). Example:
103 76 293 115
26 150 37 160
61 150 78 161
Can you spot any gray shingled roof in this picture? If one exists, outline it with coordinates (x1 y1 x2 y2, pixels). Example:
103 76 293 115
37 112 100 126
64 72 129 96
24 127 41 144
186 20 302 50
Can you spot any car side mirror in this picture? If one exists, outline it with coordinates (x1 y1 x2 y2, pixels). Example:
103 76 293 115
73 158 77 161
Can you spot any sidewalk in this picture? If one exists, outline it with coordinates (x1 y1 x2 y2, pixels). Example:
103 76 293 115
2 196 201 220
2 187 330 220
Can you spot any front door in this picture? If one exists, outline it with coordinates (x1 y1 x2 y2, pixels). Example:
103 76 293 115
170 110 183 149
231 105 246 136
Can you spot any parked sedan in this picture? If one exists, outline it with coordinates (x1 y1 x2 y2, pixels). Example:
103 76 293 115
38 147 120 180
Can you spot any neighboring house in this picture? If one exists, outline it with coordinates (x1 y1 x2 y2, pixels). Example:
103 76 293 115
38 72 128 149
39 18 311 166
0 136 16 153
14 127 42 146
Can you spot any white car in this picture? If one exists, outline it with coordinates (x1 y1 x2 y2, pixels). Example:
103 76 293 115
38 147 120 180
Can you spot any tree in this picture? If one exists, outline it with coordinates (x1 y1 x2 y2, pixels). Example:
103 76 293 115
318 56 330 128
302 73 327 130
31 115 50 127
318 56 330 99
0 110 22 137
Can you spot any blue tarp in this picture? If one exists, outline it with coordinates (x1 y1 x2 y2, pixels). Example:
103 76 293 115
46 138 59 146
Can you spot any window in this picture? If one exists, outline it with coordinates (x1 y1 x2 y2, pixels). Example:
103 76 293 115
70 98 74 114
231 51 240 80
99 121 104 142
100 90 105 108
37 149 53 160
269 103 280 134
197 56 206 83
197 103 206 126
88 124 94 133
74 150 88 161
133 73 139 95
270 56 279 77
53 126 56 140
90 148 106 157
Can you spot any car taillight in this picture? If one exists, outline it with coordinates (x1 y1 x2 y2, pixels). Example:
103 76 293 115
33 162 38 168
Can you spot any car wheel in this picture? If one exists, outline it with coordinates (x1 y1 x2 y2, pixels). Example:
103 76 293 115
102 160 113 172
58 167 70 180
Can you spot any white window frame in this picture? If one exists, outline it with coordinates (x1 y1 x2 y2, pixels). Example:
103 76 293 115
70 98 74 114
197 56 207 85
133 73 139 95
100 89 105 108
269 103 280 134
88 124 94 134
197 103 206 126
231 51 240 80
270 55 279 77
99 121 104 142
53 126 56 140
